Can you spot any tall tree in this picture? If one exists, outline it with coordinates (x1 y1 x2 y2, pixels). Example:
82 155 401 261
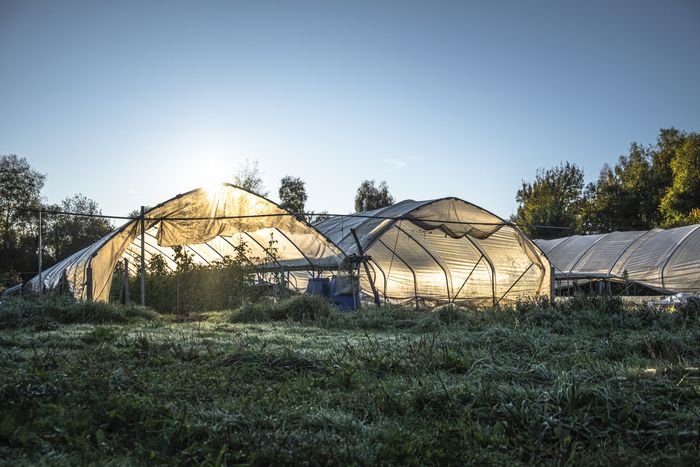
0 155 45 283
659 134 700 227
513 162 584 239
354 180 394 212
585 143 656 232
278 176 308 220
0 154 45 249
233 159 268 196
44 194 113 261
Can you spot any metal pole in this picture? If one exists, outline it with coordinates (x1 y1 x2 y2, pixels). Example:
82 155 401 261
86 266 93 301
350 228 381 306
123 258 129 304
140 206 146 306
38 209 43 295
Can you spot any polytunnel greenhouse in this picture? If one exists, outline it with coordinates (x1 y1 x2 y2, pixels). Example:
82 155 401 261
535 224 700 294
24 188 553 305
25 184 344 301
304 198 552 306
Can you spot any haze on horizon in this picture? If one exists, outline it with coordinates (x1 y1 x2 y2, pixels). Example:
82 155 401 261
1 0 699 220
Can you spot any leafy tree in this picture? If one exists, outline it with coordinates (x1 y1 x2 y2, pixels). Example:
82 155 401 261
354 180 394 212
233 159 268 197
171 245 195 272
147 255 170 276
660 134 700 227
583 128 698 232
278 176 308 220
0 155 45 250
513 162 584 239
44 194 113 261
0 155 45 282
584 144 656 232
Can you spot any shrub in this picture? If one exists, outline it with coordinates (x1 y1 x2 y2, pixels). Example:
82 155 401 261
228 295 335 323
0 297 160 329
432 303 469 324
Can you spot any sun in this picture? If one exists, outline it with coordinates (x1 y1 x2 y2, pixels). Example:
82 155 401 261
188 165 226 199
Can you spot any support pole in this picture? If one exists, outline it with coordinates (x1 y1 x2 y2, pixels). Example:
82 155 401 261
350 228 381 306
86 266 93 302
140 206 146 306
123 258 129 304
38 209 43 295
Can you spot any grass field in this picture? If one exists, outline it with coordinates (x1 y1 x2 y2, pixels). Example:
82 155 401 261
1 296 699 465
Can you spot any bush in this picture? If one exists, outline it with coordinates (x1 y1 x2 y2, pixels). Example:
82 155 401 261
229 301 272 323
432 303 469 324
269 295 334 321
0 296 160 329
229 295 335 323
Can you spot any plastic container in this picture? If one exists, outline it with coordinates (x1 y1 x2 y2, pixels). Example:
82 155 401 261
330 277 361 311
305 277 330 297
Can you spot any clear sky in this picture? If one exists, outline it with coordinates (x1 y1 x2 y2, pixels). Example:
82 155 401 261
1 0 699 221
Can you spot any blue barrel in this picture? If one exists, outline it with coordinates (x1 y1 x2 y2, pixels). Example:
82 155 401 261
305 277 330 297
330 277 361 311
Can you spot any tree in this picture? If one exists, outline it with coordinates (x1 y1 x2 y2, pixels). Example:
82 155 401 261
660 134 700 227
354 180 394 212
584 143 656 232
278 176 308 220
233 159 268 196
513 162 584 239
44 194 113 261
583 128 698 232
0 155 45 249
0 155 45 282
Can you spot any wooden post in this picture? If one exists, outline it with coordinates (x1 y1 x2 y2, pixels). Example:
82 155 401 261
350 228 381 306
140 206 146 306
86 266 93 302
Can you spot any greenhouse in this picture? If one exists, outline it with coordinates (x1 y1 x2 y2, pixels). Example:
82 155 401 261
24 184 344 301
24 188 552 305
535 224 700 294
306 198 552 306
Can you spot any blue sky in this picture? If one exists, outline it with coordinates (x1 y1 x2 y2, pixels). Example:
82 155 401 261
1 0 699 220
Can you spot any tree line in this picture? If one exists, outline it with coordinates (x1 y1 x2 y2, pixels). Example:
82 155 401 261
513 128 700 239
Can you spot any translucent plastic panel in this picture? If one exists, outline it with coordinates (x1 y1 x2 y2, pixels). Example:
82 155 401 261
479 226 546 298
535 237 569 255
621 225 698 285
573 231 648 275
658 225 700 291
416 225 493 300
543 235 606 274
366 238 417 300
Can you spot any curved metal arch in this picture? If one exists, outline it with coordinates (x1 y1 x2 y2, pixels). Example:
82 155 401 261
460 234 497 306
452 254 484 302
377 238 419 305
660 224 700 289
568 233 612 274
605 230 652 276
394 224 452 301
272 227 315 269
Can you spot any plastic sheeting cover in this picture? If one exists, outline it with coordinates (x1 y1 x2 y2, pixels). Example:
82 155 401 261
535 224 700 293
25 184 344 301
310 198 552 305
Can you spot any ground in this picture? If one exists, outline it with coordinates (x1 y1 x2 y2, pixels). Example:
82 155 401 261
0 297 699 465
